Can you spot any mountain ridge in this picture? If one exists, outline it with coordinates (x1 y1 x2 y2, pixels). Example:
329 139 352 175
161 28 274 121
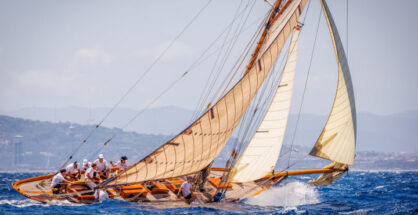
0 106 417 153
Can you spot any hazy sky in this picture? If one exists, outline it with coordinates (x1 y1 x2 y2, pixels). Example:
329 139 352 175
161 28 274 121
0 0 417 116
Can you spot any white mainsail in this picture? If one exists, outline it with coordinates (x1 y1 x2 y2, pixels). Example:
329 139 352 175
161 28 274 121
230 28 300 183
309 0 357 165
108 0 308 186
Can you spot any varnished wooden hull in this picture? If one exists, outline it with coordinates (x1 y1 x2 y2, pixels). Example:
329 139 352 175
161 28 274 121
12 167 343 205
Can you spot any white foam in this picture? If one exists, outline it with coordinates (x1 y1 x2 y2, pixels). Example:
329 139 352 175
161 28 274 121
245 181 320 208
374 185 384 189
47 199 83 206
0 199 47 208
0 199 83 207
340 208 373 214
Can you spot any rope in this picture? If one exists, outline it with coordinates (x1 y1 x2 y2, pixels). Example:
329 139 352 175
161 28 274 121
346 0 349 59
191 0 257 121
57 0 213 170
88 72 189 159
287 7 322 168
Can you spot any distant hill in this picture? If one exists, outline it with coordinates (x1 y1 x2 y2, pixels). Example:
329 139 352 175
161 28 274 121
1 106 417 153
0 106 193 135
0 115 416 171
0 115 172 171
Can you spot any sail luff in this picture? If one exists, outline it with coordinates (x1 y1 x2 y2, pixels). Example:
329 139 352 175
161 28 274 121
107 0 308 186
229 27 300 183
309 0 356 165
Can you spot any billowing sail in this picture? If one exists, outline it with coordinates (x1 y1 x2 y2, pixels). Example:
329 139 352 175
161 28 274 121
229 28 300 183
108 0 308 186
309 0 356 165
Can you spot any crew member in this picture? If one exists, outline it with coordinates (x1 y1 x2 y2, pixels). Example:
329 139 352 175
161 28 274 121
94 189 109 202
82 159 90 171
51 169 70 194
65 161 81 180
111 156 129 174
94 154 109 179
177 176 193 204
85 163 101 189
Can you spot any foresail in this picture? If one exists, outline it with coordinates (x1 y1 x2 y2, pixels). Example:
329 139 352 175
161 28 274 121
309 0 357 165
108 0 308 186
229 28 300 183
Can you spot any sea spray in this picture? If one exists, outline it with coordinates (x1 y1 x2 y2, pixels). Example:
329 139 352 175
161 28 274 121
0 199 47 208
245 181 320 208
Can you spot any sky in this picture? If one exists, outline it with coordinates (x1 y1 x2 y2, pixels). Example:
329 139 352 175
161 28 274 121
0 0 417 116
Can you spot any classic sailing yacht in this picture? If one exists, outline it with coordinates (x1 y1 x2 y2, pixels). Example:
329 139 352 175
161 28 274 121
13 0 356 206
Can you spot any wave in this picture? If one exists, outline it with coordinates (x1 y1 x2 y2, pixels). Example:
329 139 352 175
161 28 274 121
0 199 47 208
0 199 83 208
340 208 374 214
245 181 320 208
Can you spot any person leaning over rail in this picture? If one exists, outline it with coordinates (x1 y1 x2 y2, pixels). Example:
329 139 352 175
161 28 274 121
65 161 81 180
51 169 70 194
82 159 90 171
85 163 102 189
94 154 109 179
177 176 193 204
111 156 129 174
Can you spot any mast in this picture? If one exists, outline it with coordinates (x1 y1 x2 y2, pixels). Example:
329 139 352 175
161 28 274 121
230 27 300 183
309 0 356 165
105 0 309 186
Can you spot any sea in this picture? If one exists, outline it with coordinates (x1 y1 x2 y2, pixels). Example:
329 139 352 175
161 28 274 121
0 171 417 214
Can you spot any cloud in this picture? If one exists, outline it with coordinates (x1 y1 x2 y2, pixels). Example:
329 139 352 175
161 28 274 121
15 69 81 94
40 151 53 157
134 41 195 61
72 48 113 65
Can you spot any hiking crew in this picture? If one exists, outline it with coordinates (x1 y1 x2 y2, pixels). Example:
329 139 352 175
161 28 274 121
51 169 70 194
65 161 81 180
85 163 101 189
82 159 90 171
94 154 109 179
178 177 193 204
111 156 129 174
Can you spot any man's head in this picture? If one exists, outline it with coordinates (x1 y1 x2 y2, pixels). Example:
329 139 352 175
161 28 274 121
83 159 88 166
98 154 104 162
186 176 193 182
121 156 127 164
60 169 66 174
73 161 78 168
92 163 97 169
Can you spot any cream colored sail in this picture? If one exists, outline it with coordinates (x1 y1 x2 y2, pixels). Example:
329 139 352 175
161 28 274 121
229 28 300 183
108 0 308 186
309 0 357 165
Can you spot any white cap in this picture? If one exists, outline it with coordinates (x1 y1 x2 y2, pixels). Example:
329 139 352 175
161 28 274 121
83 159 88 164
98 154 104 159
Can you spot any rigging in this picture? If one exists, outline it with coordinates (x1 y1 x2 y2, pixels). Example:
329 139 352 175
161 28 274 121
58 0 213 170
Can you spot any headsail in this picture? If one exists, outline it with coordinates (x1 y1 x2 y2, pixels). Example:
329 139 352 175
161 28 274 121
107 0 308 186
229 28 300 183
309 0 357 165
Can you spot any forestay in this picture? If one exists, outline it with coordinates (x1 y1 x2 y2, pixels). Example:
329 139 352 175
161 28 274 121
108 0 308 186
229 28 300 183
309 0 357 165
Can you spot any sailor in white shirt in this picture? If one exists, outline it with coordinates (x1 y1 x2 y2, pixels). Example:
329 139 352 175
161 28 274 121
65 161 81 180
85 163 101 189
94 189 109 202
177 176 193 204
51 169 70 194
94 154 109 178
111 156 129 174
82 159 90 171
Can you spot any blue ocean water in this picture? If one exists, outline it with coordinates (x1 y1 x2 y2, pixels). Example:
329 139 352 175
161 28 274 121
0 171 417 214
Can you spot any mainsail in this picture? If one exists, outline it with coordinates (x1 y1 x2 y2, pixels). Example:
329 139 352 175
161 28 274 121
309 0 357 165
108 0 308 186
229 28 300 183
